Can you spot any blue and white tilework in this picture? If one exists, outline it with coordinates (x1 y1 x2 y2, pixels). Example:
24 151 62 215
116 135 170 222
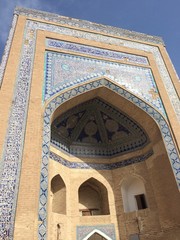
15 7 164 45
12 8 180 122
45 51 166 117
46 39 149 65
76 224 116 240
0 21 37 239
121 41 180 121
0 11 179 240
49 150 153 169
15 8 180 121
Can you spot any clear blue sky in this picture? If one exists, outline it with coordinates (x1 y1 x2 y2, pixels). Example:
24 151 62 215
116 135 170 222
0 0 179 78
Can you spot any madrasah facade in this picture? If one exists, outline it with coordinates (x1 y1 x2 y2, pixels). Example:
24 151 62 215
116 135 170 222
0 7 180 240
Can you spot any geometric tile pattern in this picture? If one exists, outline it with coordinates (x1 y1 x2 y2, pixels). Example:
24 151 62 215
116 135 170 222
0 21 38 240
0 9 179 240
15 7 164 45
49 150 153 169
16 8 179 121
14 7 180 122
51 98 149 157
76 224 116 240
122 41 180 122
46 39 149 65
45 51 166 117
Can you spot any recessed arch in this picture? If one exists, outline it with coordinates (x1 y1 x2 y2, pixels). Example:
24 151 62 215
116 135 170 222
51 174 66 214
78 177 110 216
119 173 147 186
121 175 147 212
38 77 180 237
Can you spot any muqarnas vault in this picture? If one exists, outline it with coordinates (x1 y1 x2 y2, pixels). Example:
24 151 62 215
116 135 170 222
0 7 180 240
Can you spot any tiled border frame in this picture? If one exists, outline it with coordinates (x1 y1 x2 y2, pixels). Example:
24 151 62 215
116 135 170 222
49 150 153 169
46 38 149 65
39 78 180 239
13 7 179 121
0 20 38 239
15 7 164 44
0 11 179 239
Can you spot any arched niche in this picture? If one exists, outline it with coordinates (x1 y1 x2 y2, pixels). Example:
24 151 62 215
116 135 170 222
78 178 110 216
121 176 147 213
51 174 66 214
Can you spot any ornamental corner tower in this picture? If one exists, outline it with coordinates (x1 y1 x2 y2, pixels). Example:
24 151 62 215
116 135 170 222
0 7 180 240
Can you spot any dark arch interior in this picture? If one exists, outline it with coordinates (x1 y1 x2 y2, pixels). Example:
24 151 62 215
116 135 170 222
51 97 149 157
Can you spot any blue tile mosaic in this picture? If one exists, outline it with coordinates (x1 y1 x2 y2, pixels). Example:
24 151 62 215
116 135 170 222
40 78 180 231
76 224 116 240
0 21 37 239
46 39 149 65
15 7 164 45
44 51 166 118
0 15 179 240
49 150 153 170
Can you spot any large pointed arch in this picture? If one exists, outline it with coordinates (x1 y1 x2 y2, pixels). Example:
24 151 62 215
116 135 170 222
38 77 180 237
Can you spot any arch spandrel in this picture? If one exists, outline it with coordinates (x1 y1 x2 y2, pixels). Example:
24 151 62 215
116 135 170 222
44 50 166 118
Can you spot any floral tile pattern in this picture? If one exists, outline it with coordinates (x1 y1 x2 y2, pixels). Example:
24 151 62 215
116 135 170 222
49 150 153 169
45 51 166 118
